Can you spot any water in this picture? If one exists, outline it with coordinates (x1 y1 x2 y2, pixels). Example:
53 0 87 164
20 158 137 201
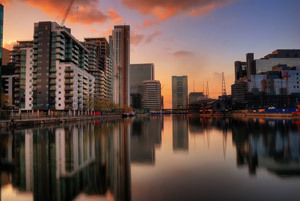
1 116 300 201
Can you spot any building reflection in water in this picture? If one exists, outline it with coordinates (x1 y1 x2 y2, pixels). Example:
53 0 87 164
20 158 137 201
3 117 300 201
130 117 163 164
232 118 300 177
0 120 131 201
172 116 188 151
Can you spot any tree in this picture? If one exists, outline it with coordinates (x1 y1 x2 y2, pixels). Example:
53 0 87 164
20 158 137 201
123 105 133 112
94 99 119 110
1 89 10 109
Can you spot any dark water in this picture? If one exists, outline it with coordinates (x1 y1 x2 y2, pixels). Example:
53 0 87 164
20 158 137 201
1 116 300 201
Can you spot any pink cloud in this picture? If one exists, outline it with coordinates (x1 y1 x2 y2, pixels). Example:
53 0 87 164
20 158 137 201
144 31 161 44
131 33 145 46
173 50 194 57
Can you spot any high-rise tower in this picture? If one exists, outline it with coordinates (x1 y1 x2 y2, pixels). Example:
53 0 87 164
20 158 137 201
172 76 188 109
112 25 130 108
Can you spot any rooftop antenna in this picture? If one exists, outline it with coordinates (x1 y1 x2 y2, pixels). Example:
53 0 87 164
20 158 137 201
222 72 227 96
193 80 195 92
206 81 209 98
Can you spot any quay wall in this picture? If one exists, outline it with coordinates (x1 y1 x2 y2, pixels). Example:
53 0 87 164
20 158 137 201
0 115 121 128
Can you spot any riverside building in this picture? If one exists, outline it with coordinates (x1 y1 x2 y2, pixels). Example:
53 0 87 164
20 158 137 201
142 80 161 111
172 76 188 109
111 25 130 108
84 38 113 102
19 21 95 114
130 63 154 109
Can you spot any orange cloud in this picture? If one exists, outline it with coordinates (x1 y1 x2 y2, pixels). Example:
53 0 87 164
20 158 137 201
1 0 12 6
142 19 159 27
68 6 107 25
189 3 217 16
108 8 124 23
90 27 113 39
16 0 122 25
122 0 235 21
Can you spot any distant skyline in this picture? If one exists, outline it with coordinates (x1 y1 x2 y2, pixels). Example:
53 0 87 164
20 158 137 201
2 0 300 108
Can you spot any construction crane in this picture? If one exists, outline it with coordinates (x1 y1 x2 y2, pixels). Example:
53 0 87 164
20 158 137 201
206 81 209 98
60 0 76 26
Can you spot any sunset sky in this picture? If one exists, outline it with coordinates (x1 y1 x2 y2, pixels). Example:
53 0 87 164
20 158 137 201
2 0 300 108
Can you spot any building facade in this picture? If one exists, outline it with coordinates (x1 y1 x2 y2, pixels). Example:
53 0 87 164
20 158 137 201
1 63 18 108
0 4 3 112
189 92 205 105
249 66 300 96
234 61 247 81
235 50 300 80
172 76 188 109
10 41 34 110
142 80 161 111
231 78 248 104
130 63 154 109
112 25 130 108
18 21 95 113
84 38 113 102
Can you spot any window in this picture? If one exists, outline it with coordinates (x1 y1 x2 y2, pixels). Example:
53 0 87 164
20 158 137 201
59 91 61 94
58 104 61 106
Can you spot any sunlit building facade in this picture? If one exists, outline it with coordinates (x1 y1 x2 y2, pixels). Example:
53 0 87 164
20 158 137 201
172 75 188 109
142 80 161 111
130 63 154 109
84 38 113 102
112 25 130 108
28 21 95 112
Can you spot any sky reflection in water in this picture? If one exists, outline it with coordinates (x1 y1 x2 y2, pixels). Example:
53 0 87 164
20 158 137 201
1 116 300 201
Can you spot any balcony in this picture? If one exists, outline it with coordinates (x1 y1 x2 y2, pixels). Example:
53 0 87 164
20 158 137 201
65 80 73 85
65 73 74 78
50 80 56 85
50 86 56 91
50 68 57 73
65 98 73 103
65 92 73 97
65 68 73 73
65 86 73 91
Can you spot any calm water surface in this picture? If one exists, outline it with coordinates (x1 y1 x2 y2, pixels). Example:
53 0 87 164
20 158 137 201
1 116 300 201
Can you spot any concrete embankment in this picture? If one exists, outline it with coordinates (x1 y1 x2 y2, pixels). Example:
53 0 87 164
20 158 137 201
0 115 121 128
192 112 300 119
231 112 293 119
